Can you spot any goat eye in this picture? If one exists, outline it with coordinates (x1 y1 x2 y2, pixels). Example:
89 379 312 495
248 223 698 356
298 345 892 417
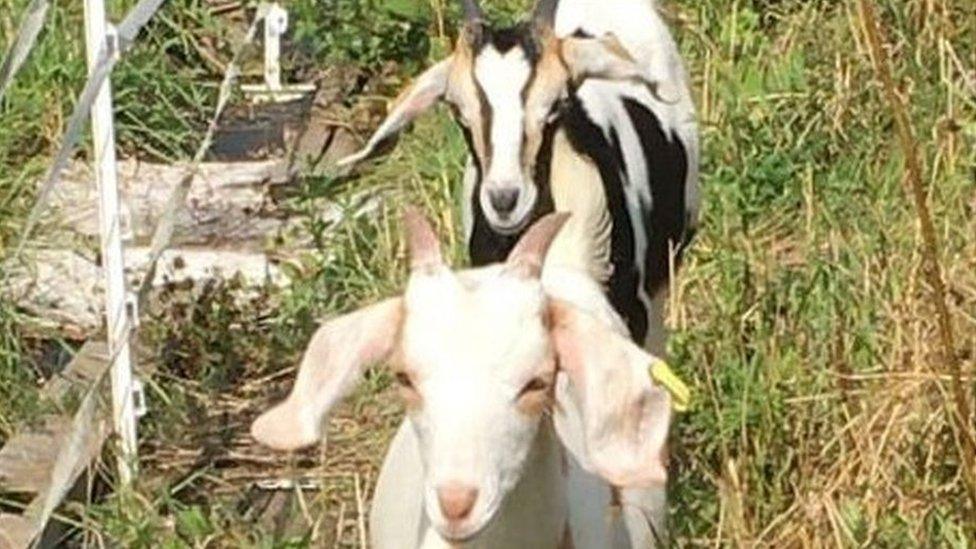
394 372 415 390
518 377 548 397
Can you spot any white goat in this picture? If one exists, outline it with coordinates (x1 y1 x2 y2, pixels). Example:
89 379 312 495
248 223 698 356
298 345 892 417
252 210 676 547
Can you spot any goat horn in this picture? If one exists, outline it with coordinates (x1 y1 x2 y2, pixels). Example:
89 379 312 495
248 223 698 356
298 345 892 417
532 0 559 28
461 0 484 22
505 212 571 279
403 206 444 272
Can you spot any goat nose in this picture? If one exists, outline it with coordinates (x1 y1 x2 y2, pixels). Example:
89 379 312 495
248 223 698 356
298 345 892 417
437 483 478 521
488 187 520 215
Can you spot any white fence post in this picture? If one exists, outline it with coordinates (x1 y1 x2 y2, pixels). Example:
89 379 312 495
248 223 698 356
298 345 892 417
83 0 139 485
264 3 285 92
241 3 314 103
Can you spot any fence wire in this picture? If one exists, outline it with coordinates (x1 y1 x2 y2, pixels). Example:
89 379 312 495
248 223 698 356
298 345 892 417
11 0 168 264
138 7 266 302
0 0 49 102
2 4 267 531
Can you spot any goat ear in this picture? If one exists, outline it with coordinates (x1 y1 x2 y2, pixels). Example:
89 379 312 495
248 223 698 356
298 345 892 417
404 205 445 272
505 212 570 278
549 300 671 487
338 58 452 167
251 298 403 450
560 34 655 88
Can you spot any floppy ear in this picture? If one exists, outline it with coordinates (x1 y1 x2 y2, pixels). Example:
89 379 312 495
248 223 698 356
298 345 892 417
560 33 656 88
550 300 672 487
251 298 403 450
338 58 452 167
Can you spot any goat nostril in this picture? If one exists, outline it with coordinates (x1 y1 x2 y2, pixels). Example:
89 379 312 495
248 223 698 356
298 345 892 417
488 188 520 215
437 484 478 521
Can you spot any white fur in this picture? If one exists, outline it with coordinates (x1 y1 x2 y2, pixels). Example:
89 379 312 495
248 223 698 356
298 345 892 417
253 255 673 547
367 265 665 548
556 0 700 232
473 45 539 232
297 1 695 544
546 130 614 285
474 46 532 184
253 262 558 546
362 266 550 542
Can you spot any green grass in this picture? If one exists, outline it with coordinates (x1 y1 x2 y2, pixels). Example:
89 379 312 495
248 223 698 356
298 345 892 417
0 0 230 447
2 0 975 546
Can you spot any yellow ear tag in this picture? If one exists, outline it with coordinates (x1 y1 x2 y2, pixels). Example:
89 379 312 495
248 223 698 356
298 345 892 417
650 361 691 412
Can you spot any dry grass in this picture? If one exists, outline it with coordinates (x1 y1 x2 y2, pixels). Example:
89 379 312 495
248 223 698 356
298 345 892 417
2 0 975 546
859 0 976 529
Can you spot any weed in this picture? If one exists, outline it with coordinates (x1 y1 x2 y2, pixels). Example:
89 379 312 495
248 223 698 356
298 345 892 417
289 0 434 73
1 0 974 545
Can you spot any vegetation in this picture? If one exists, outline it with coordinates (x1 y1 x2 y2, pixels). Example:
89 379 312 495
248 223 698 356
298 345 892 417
1 0 974 545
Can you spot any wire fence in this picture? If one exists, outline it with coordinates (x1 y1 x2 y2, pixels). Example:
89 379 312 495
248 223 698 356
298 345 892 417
0 0 48 102
0 0 272 527
14 0 173 262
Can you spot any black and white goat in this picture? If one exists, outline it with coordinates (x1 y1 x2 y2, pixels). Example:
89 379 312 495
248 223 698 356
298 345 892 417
340 0 699 357
256 0 702 544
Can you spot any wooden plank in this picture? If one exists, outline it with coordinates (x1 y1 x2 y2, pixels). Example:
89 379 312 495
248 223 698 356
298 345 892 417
41 341 110 401
0 342 110 495
0 419 68 493
45 158 290 243
0 514 33 549
4 246 291 334
0 339 147 548
18 376 112 547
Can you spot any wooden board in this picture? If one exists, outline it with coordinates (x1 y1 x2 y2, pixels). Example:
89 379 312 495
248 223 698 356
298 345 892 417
3 246 291 334
0 515 33 549
0 419 69 494
43 159 291 244
0 158 313 336
0 340 148 549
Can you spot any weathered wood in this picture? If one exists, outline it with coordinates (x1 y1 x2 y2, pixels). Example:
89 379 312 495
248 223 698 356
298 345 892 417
41 341 111 400
2 157 305 336
3 249 102 331
0 514 33 549
0 420 68 494
293 116 360 178
291 66 367 178
126 247 289 288
0 343 112 494
44 158 291 245
0 340 147 549
4 247 289 333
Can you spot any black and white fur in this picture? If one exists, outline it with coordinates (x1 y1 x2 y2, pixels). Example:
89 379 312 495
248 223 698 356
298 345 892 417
341 0 698 354
338 1 698 540
459 0 698 354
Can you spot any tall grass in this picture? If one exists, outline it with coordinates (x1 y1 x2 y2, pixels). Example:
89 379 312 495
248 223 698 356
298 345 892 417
668 0 975 543
0 0 233 446
1 0 974 545
859 0 975 525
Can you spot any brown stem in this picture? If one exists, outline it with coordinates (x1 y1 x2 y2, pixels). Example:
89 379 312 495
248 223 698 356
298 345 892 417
857 0 976 529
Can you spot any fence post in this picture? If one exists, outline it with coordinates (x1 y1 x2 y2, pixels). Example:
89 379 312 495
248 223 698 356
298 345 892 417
263 3 285 92
83 0 139 485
